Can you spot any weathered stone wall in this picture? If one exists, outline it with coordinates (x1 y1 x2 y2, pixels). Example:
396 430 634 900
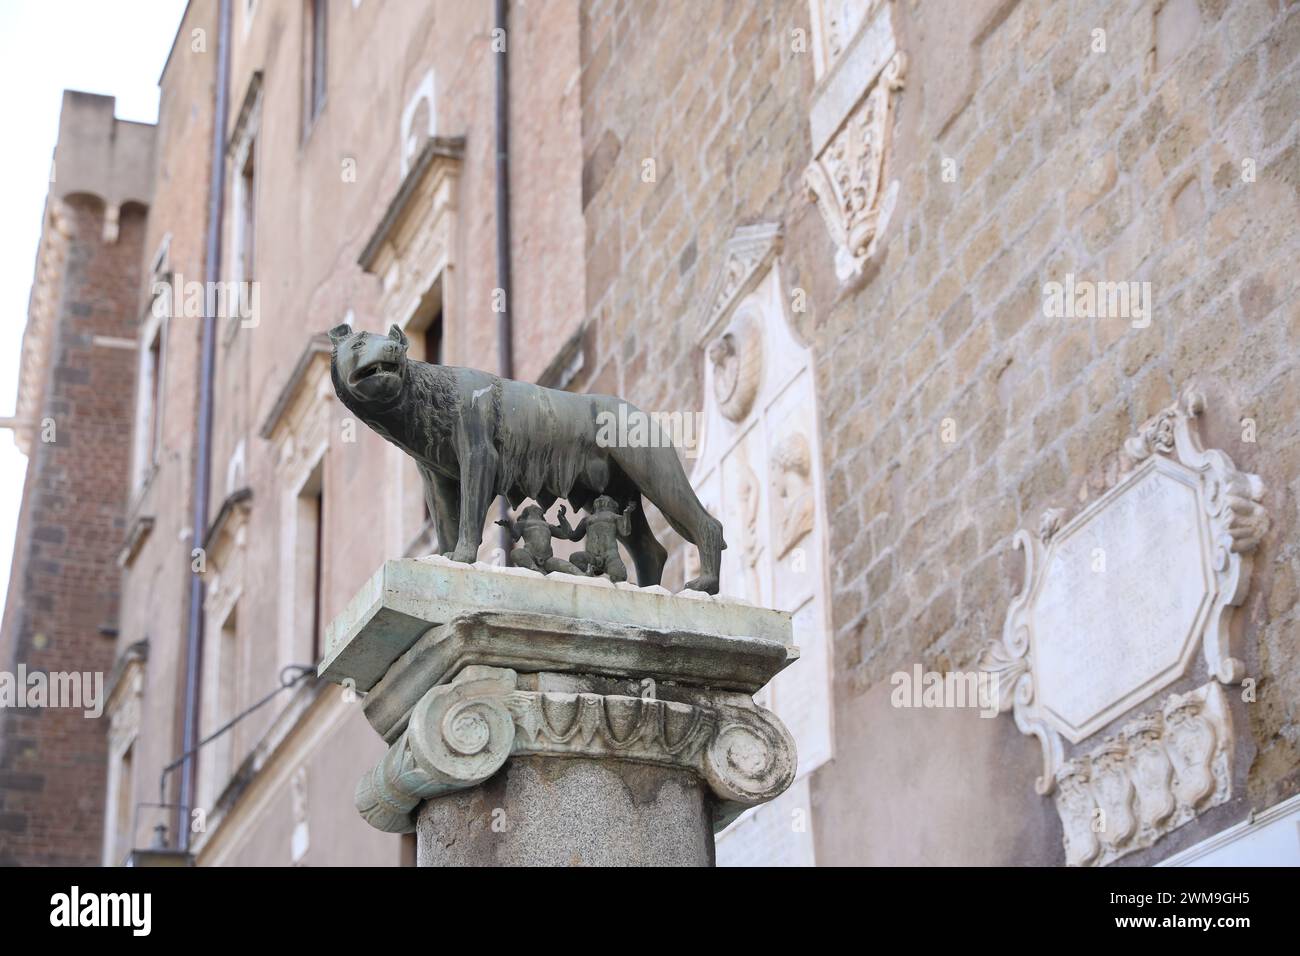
573 0 1298 863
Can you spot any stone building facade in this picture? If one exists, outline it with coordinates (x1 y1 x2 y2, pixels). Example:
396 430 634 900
5 0 1298 866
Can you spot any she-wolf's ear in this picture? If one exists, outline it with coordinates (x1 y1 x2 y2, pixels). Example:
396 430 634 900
327 323 352 344
388 324 410 348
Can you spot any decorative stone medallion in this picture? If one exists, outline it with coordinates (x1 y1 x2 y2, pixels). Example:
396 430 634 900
981 389 1267 864
707 309 763 423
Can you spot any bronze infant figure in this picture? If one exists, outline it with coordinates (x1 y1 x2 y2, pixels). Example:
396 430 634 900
555 496 637 584
494 504 584 576
328 323 726 593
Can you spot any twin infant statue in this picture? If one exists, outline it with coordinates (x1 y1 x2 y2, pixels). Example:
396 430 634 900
496 497 636 583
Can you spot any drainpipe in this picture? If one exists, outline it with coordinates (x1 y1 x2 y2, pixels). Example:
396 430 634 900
494 0 514 553
178 0 232 852
494 0 514 380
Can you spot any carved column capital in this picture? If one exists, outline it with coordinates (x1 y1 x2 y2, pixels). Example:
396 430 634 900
356 665 797 835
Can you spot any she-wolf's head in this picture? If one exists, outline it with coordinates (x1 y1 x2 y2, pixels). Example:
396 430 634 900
328 323 409 406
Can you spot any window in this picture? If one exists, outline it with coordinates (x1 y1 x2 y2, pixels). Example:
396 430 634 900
216 605 239 783
145 332 163 455
102 656 145 864
228 76 261 339
404 286 444 535
116 745 133 852
238 141 256 283
105 741 134 864
408 279 443 365
198 602 240 813
295 461 325 663
305 0 327 133
421 313 444 367
310 484 324 662
131 316 165 492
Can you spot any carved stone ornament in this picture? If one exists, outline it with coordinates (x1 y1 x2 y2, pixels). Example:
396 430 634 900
1055 682 1233 867
805 50 905 282
696 223 783 343
980 388 1267 798
354 664 797 835
771 432 815 556
707 309 763 422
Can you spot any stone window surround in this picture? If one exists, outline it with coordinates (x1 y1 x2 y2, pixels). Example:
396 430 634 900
128 297 168 501
260 333 334 677
102 642 148 866
224 71 262 345
301 0 329 144
357 135 464 340
197 487 253 817
241 0 258 39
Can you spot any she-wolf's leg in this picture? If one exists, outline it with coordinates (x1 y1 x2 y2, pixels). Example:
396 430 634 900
612 445 724 594
451 447 499 563
420 465 462 557
618 496 667 587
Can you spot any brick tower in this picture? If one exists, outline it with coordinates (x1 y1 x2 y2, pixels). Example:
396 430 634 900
0 92 155 865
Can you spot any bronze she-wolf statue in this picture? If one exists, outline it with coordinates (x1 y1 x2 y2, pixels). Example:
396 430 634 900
328 323 726 593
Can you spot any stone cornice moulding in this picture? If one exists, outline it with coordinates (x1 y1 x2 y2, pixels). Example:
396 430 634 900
357 135 466 273
259 334 332 439
695 222 783 345
104 640 149 726
206 486 253 558
1158 791 1300 867
227 71 264 158
117 515 155 568
536 322 587 390
980 388 1268 797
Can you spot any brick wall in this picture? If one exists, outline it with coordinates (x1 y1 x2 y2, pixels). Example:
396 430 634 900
0 198 146 865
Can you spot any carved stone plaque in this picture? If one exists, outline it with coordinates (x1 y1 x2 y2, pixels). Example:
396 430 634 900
1032 460 1212 743
982 389 1267 832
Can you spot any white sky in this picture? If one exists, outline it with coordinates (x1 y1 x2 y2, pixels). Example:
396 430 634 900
0 1 187 622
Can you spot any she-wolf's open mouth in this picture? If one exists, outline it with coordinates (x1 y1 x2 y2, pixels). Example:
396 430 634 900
351 360 401 385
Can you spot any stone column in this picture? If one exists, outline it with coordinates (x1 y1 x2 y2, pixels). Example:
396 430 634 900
321 557 799 867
